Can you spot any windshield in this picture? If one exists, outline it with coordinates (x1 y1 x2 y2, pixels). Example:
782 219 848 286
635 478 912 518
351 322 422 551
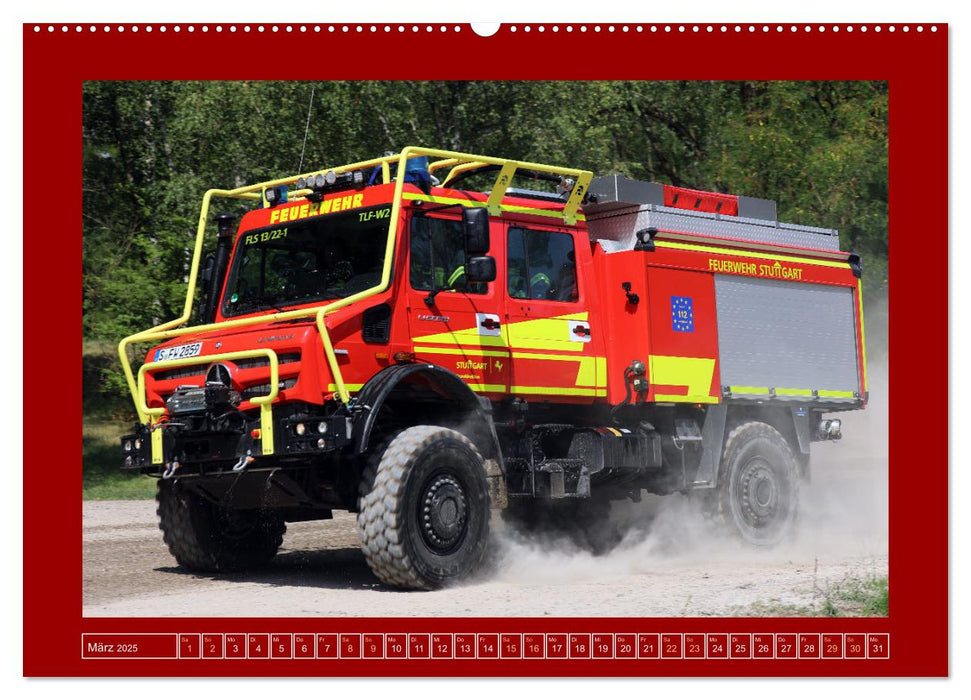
221 204 392 316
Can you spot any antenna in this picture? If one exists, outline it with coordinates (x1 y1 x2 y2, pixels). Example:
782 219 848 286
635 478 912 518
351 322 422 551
297 85 316 173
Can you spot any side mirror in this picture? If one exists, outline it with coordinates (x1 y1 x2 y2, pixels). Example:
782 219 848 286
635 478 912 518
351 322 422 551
466 256 497 283
463 207 490 256
200 254 215 287
197 254 215 318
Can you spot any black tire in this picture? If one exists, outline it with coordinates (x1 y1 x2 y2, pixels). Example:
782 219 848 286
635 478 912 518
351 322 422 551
357 426 491 590
502 497 620 554
156 480 285 572
716 421 799 545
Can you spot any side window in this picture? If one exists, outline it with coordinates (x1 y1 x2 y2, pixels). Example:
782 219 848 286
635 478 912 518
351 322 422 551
410 216 485 294
506 227 578 302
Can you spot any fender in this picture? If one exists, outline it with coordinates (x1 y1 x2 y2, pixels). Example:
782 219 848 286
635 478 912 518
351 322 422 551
351 362 504 472
711 405 813 488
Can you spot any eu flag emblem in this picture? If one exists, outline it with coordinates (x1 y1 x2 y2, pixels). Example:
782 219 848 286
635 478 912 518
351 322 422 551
671 296 694 332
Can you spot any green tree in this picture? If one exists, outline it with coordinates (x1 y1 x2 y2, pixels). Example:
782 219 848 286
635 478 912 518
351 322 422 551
83 79 888 407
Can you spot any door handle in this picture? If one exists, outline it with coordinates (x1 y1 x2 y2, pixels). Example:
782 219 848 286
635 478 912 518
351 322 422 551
572 324 590 336
480 318 501 331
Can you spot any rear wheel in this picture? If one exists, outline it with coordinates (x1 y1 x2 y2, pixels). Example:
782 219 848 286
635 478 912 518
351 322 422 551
357 426 491 590
717 421 799 545
156 480 285 572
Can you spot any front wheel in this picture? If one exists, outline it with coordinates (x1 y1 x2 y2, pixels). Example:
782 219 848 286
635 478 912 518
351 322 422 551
357 426 491 590
716 422 799 545
156 480 285 572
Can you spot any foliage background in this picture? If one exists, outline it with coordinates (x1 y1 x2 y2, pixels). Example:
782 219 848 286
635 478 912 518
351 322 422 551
82 81 888 494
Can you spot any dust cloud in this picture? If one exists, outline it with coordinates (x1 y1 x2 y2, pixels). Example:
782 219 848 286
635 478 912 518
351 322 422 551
487 296 889 587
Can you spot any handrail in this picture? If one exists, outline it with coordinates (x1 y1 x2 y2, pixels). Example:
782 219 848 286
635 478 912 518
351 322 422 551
136 349 280 417
136 349 280 461
119 146 594 425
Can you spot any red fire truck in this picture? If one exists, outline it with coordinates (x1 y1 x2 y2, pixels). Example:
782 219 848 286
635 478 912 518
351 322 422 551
119 146 867 589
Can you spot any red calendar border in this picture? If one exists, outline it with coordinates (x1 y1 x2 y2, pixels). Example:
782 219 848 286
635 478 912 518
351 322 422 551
22 21 947 677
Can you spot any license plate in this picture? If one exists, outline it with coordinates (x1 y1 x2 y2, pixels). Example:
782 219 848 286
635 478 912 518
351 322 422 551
154 342 203 362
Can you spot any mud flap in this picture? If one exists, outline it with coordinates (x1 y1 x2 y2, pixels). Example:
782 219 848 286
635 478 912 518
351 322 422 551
694 403 728 487
484 458 508 509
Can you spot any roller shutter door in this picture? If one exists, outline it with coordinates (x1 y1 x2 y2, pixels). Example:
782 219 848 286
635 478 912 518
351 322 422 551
714 276 860 397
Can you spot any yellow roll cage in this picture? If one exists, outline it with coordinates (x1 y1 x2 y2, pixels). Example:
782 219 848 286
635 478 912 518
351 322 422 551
118 146 593 445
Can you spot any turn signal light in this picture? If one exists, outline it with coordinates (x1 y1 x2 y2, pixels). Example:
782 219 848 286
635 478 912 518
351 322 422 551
250 429 262 439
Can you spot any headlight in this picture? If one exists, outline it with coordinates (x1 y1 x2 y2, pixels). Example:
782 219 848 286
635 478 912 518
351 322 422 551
317 422 328 434
295 423 307 436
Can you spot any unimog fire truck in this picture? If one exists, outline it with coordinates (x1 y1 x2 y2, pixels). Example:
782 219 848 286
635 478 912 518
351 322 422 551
119 146 866 589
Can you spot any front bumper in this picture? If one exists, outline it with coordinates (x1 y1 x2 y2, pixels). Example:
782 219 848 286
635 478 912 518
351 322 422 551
121 407 354 474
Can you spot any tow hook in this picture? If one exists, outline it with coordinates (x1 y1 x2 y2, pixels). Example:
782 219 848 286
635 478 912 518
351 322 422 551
162 461 180 479
151 421 185 432
232 451 255 472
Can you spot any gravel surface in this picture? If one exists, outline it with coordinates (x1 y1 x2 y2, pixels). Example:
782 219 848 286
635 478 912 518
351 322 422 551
82 458 887 618
84 370 889 618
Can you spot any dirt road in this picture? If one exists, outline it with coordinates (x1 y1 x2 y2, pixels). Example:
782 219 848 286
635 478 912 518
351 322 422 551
83 451 887 618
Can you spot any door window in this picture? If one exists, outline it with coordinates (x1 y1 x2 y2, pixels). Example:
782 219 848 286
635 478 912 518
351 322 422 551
507 227 578 302
410 216 485 294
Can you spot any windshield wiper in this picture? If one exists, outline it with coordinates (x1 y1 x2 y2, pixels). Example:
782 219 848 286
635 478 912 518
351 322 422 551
257 296 289 313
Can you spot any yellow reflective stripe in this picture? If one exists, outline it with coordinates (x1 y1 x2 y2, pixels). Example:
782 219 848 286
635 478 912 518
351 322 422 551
649 355 717 402
411 330 510 347
574 356 597 387
654 394 720 404
327 383 364 392
655 240 851 269
511 351 580 361
402 192 587 222
606 427 622 437
413 313 591 353
468 383 507 392
507 352 602 387
595 356 607 388
260 403 275 455
415 345 510 358
858 279 868 393
505 312 589 351
512 340 585 352
511 385 602 397
728 386 856 399
151 426 163 465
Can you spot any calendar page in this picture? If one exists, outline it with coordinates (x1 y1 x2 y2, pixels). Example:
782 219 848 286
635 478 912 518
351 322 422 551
22 20 946 677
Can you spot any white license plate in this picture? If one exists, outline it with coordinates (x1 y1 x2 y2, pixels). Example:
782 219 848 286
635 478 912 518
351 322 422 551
154 342 203 362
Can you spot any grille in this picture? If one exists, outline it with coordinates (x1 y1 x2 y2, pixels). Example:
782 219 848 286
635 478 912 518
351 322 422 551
152 366 205 382
362 303 392 344
234 352 301 370
241 377 298 401
151 352 300 381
